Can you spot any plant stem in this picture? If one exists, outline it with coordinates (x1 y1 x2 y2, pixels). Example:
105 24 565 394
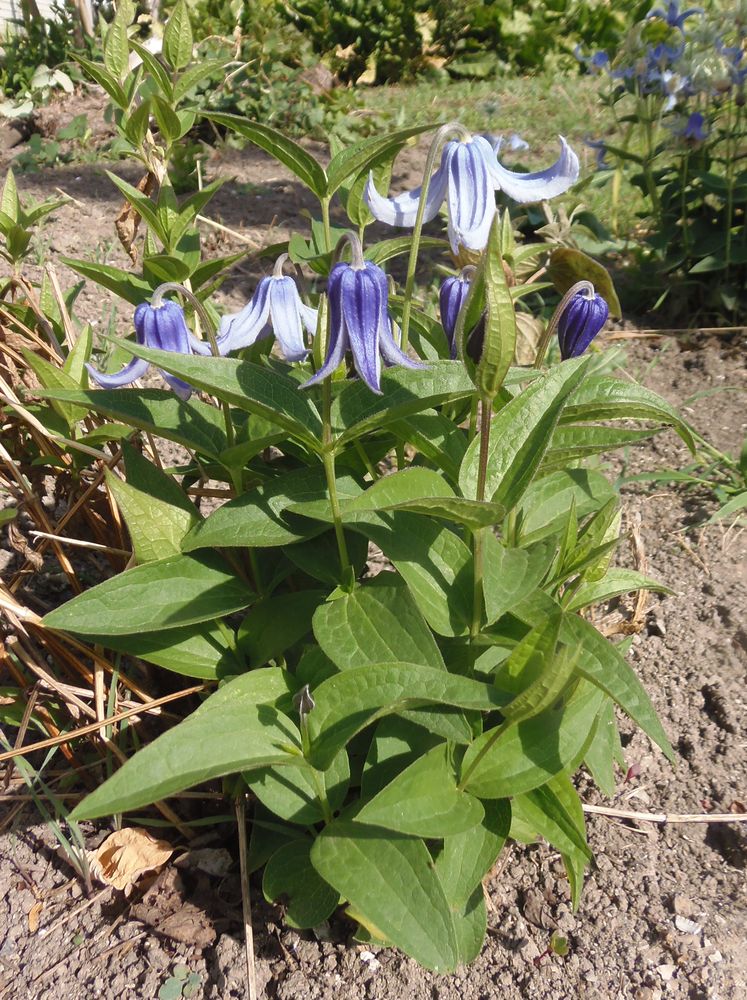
400 122 470 353
321 196 332 254
321 377 350 576
470 396 492 641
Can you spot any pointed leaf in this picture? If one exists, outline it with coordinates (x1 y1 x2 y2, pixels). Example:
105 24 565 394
69 669 300 820
263 840 338 929
42 552 253 636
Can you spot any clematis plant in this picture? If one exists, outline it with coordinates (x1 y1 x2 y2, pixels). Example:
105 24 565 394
30 8 697 977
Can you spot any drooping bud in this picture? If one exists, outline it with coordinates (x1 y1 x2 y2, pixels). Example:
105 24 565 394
439 272 472 359
557 287 609 360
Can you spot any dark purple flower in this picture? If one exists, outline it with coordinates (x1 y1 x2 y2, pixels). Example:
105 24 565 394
557 289 609 360
86 300 203 400
439 273 471 359
302 260 423 395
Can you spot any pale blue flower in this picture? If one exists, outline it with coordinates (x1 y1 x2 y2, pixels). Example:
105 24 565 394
364 134 579 254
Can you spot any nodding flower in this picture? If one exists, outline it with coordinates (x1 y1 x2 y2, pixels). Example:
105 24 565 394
302 235 424 395
214 256 318 362
86 297 205 400
364 125 579 255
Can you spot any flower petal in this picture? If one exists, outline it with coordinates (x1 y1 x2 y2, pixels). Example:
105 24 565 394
216 278 272 354
268 276 309 362
379 320 426 371
301 267 349 388
85 357 149 389
341 265 382 394
364 144 452 228
148 301 192 354
481 135 580 204
446 139 495 252
161 371 193 400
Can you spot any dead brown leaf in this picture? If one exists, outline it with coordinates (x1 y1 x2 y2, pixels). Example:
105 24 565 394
114 172 156 265
130 866 217 947
28 900 43 934
88 827 173 891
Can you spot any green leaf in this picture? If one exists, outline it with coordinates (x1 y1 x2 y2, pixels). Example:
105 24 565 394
547 247 622 318
306 663 504 771
313 574 444 671
361 716 441 798
39 388 228 459
459 357 590 505
512 776 590 860
82 621 235 679
60 256 152 305
69 669 300 820
311 821 460 972
482 535 551 625
435 798 510 906
42 552 253 636
331 361 475 446
563 614 674 762
110 344 323 450
184 467 358 550
476 214 516 398
247 749 349 826
163 0 194 71
708 490 747 524
74 55 128 108
339 468 505 531
366 235 447 266
151 94 184 147
460 680 605 798
325 124 437 197
567 569 672 611
263 840 338 929
204 113 326 198
21 349 86 428
356 743 484 838
542 424 658 471
106 442 199 563
103 6 130 83
516 469 616 545
238 591 325 667
392 410 467 483
1 168 19 222
63 325 92 386
500 628 578 726
172 60 227 103
129 40 173 99
584 698 623 796
561 376 695 453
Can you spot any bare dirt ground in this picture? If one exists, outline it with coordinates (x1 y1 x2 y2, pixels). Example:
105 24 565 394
1 90 746 1000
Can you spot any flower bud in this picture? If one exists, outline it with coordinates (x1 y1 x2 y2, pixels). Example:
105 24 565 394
557 288 609 359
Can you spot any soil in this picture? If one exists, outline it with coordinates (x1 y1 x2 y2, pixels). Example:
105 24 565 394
1 90 747 1000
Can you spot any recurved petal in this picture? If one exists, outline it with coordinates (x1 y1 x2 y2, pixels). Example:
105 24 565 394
364 144 452 228
446 139 495 252
480 134 580 204
85 357 149 389
216 277 272 354
268 276 309 362
379 319 426 371
341 265 382 393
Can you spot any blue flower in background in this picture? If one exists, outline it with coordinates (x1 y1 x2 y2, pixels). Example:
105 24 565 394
557 287 609 360
364 134 579 254
574 46 611 73
678 111 709 141
302 260 422 395
439 271 472 359
585 137 611 170
647 2 703 30
86 300 203 400
216 259 317 361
